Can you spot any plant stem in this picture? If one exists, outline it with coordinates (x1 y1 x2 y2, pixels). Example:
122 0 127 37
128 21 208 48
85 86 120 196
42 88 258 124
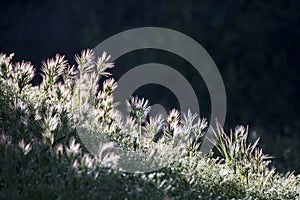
189 147 193 161
139 117 143 148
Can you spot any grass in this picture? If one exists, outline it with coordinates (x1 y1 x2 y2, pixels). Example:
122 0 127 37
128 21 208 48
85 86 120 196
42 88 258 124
0 50 299 199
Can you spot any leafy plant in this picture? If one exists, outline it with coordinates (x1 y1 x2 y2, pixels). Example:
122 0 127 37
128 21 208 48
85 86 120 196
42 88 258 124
0 50 299 199
126 96 151 149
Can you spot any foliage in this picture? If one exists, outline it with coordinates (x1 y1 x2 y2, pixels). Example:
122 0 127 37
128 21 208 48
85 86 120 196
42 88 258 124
0 50 299 199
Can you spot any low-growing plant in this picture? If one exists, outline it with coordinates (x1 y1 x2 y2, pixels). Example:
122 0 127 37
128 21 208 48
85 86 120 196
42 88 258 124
0 50 299 199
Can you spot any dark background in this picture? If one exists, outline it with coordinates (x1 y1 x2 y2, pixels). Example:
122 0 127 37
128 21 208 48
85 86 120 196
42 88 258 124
1 0 299 173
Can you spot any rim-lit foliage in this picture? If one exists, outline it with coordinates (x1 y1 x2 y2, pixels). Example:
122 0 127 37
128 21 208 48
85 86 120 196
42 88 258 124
0 51 299 199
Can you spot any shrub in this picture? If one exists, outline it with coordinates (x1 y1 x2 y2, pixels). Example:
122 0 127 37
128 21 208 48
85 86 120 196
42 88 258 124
0 50 299 199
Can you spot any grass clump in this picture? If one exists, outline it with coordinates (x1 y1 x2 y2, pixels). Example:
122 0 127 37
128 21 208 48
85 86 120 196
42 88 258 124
0 50 299 199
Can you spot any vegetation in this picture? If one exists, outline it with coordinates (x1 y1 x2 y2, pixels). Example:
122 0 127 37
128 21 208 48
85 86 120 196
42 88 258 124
0 50 299 199
1 0 300 173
